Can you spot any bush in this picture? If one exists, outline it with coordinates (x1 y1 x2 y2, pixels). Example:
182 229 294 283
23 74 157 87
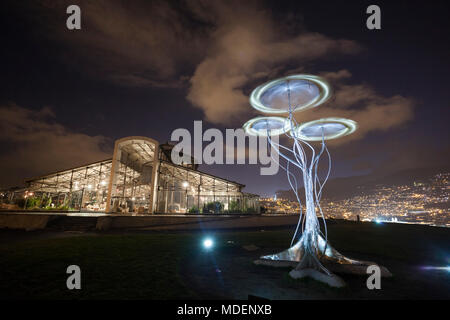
228 200 241 213
26 197 41 209
188 206 199 214
203 201 223 214
244 206 257 214
14 198 25 208
44 197 52 209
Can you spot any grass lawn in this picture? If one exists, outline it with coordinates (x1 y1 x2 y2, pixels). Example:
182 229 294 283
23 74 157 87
0 221 449 299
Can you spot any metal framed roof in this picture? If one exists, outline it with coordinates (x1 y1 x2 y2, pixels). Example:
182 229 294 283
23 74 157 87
25 158 113 183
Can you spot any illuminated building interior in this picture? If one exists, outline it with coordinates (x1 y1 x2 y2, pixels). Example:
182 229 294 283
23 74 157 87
2 136 259 214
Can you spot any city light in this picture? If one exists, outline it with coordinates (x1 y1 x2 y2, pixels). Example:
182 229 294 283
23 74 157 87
259 173 449 227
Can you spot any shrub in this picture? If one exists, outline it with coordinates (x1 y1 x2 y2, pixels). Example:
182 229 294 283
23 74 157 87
26 197 41 209
244 206 257 214
203 201 223 214
188 206 199 214
228 200 241 213
14 198 25 208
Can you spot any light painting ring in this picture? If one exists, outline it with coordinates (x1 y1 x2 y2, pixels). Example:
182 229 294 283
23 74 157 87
249 74 331 114
293 117 357 141
243 116 292 137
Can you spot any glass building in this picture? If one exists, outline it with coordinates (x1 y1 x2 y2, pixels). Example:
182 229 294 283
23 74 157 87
3 136 259 214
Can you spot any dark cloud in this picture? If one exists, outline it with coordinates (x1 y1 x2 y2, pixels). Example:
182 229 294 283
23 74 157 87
0 104 112 187
26 0 209 87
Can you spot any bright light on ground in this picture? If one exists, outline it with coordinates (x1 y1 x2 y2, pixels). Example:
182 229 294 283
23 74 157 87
203 238 214 249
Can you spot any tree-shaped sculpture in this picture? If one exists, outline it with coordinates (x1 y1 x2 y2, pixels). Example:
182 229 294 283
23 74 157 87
243 75 391 287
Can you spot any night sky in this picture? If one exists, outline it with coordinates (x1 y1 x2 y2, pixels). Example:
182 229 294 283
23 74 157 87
0 0 449 196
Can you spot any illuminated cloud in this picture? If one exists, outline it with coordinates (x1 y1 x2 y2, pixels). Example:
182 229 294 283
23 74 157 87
24 1 361 119
22 1 413 140
291 70 415 145
186 2 361 124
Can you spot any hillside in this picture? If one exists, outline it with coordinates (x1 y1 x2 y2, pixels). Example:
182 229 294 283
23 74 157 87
276 166 450 201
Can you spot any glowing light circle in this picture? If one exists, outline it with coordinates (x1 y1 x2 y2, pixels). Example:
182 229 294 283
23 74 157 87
249 74 331 114
293 118 357 141
243 116 291 137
